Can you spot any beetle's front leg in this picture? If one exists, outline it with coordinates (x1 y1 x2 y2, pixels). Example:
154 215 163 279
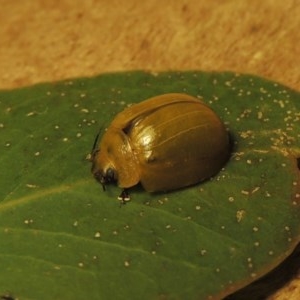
118 189 130 205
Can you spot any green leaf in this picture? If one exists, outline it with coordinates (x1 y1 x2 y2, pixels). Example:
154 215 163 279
0 71 299 300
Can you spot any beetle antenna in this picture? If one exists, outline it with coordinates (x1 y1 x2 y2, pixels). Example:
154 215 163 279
100 176 106 191
91 125 104 155
91 132 100 154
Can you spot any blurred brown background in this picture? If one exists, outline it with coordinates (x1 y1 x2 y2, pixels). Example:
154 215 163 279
0 0 299 91
0 0 299 299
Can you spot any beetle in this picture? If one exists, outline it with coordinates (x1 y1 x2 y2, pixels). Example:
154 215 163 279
91 93 229 203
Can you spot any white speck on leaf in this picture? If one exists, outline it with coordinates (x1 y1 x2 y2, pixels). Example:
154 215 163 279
26 184 38 188
236 210 246 223
94 232 101 238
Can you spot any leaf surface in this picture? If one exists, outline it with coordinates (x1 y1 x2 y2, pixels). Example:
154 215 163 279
0 71 299 300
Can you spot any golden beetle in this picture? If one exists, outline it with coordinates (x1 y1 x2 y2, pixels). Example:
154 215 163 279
91 93 229 203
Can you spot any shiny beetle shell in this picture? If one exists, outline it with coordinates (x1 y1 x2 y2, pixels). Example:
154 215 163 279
91 93 229 196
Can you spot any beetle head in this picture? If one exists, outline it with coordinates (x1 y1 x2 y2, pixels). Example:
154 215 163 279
91 127 140 191
90 131 117 190
93 167 116 191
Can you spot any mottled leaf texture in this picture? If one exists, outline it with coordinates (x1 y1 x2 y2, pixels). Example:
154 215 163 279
0 71 299 300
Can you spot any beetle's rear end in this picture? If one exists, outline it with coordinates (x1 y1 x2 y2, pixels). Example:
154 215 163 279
128 97 229 192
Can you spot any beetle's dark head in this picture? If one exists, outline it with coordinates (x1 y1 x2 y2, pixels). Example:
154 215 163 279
90 131 117 191
93 167 116 191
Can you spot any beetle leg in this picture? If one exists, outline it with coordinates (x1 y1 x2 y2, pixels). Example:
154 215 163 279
118 189 130 204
